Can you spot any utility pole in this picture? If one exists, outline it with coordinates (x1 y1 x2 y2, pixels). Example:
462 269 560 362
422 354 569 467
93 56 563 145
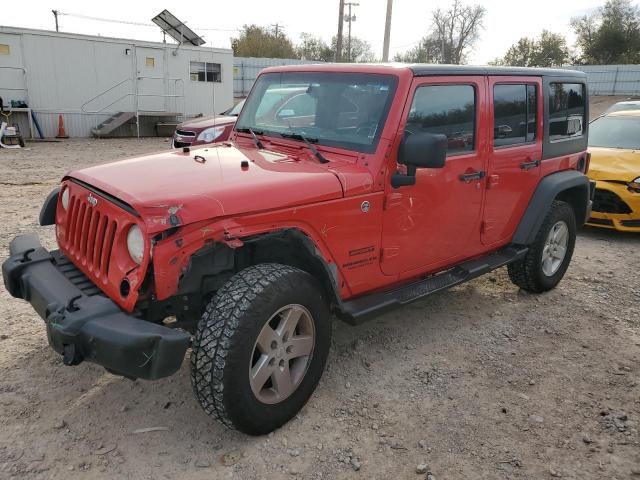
52 10 59 32
271 23 283 38
336 0 345 62
382 0 393 62
345 2 359 62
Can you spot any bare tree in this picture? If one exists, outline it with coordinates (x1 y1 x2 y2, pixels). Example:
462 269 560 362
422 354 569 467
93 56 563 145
431 0 486 64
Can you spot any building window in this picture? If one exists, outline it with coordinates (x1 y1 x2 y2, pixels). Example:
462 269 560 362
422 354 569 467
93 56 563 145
493 84 537 147
145 57 155 67
190 61 221 82
549 83 585 141
406 84 476 156
0 44 9 55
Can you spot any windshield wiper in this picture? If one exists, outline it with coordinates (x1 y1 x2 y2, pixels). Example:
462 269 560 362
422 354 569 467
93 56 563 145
236 127 264 150
280 132 329 164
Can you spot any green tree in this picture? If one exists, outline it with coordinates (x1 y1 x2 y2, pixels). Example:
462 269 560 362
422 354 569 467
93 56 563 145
571 0 640 64
494 30 569 67
393 37 442 63
394 0 486 65
296 33 334 62
333 36 376 63
231 25 297 59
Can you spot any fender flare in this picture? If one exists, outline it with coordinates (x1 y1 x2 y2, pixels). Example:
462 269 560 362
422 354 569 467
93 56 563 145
512 170 591 246
39 187 60 226
241 228 344 308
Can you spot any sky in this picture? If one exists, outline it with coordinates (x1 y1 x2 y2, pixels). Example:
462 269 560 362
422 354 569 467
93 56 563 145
3 0 636 63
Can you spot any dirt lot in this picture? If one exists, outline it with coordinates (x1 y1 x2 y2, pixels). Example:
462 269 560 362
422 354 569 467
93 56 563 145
0 132 639 480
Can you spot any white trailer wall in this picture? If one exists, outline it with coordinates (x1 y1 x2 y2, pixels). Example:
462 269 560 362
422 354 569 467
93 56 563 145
0 26 233 137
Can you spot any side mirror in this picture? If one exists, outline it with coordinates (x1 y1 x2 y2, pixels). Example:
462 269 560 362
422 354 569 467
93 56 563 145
391 131 448 188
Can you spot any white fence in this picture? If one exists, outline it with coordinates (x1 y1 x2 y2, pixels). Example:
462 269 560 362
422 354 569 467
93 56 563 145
233 57 319 98
564 65 640 96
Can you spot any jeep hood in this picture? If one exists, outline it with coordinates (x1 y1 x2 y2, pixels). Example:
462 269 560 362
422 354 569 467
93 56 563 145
68 144 346 234
588 147 640 182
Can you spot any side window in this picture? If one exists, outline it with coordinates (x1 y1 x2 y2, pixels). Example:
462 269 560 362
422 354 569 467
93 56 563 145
549 83 585 141
406 85 475 156
190 61 222 83
493 84 537 147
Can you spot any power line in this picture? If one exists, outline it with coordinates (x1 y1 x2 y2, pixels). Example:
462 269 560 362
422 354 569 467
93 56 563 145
57 11 240 32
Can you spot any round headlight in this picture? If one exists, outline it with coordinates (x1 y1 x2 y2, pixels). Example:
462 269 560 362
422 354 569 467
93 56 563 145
197 126 225 143
61 187 70 210
126 225 144 264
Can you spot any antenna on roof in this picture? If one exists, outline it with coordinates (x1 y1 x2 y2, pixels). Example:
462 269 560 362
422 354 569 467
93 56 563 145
151 9 205 46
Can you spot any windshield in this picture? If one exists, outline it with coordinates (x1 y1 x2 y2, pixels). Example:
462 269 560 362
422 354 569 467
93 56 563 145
589 116 640 150
235 72 398 153
226 100 245 116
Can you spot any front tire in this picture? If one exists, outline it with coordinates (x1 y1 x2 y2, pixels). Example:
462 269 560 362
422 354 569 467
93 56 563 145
190 263 331 435
508 200 576 293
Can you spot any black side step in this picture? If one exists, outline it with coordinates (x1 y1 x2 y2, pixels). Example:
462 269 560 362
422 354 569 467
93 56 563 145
340 246 528 324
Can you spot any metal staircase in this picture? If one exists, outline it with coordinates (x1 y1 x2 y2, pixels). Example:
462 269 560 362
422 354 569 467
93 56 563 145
91 111 136 137
81 76 185 138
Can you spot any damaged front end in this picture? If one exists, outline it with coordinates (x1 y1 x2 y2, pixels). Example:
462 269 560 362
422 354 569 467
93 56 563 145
2 234 189 379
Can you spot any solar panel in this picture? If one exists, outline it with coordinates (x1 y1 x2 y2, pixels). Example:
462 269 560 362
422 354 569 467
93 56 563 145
151 9 205 46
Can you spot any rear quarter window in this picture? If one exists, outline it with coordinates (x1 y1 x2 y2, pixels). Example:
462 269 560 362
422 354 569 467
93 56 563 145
549 83 585 141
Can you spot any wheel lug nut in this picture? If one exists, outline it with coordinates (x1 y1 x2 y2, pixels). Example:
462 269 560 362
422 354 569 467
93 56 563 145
270 340 278 350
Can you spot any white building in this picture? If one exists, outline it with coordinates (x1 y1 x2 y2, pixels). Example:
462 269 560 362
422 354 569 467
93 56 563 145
0 26 233 138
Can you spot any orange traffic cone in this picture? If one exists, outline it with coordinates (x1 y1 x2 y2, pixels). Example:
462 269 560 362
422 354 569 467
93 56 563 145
55 114 69 139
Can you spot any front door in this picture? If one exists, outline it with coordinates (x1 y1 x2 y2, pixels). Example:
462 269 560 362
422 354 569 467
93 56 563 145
135 47 165 112
481 78 542 245
381 77 488 276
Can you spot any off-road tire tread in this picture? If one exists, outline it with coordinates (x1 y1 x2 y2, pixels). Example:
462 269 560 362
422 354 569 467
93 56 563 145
508 200 575 293
190 263 303 430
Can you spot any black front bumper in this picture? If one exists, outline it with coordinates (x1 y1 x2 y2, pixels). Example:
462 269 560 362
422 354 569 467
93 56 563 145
2 235 190 380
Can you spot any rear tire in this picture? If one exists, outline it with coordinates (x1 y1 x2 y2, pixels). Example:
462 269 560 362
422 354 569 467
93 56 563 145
190 263 331 435
508 200 576 293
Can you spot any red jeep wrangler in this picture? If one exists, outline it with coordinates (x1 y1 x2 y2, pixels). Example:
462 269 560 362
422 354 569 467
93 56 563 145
3 64 593 435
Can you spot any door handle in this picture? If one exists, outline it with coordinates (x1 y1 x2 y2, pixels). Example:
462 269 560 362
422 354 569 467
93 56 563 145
459 170 486 182
520 159 540 170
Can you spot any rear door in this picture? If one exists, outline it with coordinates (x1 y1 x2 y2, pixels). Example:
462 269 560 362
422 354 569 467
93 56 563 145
380 76 488 276
135 47 165 112
481 77 542 245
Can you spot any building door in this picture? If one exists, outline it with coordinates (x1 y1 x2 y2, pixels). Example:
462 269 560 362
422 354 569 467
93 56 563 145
481 78 542 246
135 47 165 112
381 77 488 276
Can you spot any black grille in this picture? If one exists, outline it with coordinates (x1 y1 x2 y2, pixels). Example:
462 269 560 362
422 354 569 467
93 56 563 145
588 217 614 226
620 219 640 227
592 189 632 214
51 250 104 297
175 129 196 137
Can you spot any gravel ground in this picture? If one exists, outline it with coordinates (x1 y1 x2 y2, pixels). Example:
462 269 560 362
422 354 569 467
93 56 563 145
0 132 639 480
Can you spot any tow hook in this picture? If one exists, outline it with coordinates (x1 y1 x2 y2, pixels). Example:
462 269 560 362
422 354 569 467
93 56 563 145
62 343 83 366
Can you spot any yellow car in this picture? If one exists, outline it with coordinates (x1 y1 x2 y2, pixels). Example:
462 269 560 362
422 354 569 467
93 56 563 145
587 110 640 231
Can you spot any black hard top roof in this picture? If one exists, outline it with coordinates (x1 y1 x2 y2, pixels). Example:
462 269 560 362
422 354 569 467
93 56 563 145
408 64 586 78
